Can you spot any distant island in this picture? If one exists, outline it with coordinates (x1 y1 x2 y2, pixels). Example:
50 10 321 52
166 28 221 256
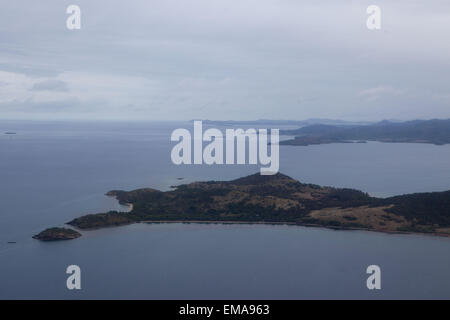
280 119 450 146
33 227 81 241
33 173 450 240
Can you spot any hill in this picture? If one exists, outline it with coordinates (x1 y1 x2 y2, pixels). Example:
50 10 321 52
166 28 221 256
62 173 450 237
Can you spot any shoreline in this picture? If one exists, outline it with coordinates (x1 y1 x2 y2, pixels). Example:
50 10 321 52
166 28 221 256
66 218 450 238
140 220 450 238
125 203 133 212
61 173 450 240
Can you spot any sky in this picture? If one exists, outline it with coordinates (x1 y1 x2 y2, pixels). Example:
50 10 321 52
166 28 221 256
0 0 449 121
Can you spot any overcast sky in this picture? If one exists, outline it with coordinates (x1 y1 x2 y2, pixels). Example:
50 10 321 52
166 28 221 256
0 0 449 121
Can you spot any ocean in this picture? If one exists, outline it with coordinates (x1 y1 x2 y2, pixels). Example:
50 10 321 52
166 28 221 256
0 120 449 299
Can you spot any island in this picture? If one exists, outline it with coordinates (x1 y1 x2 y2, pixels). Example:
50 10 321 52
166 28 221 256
33 227 81 241
55 173 450 237
280 119 450 146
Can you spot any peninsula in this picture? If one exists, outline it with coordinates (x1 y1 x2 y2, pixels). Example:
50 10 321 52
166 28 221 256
40 173 450 238
280 119 450 146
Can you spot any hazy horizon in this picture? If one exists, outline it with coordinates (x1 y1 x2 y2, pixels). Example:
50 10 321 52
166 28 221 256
1 117 450 124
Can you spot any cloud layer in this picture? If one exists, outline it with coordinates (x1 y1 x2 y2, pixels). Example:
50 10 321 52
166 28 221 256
0 0 449 120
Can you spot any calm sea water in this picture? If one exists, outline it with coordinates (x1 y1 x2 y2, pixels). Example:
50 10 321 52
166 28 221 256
0 120 449 299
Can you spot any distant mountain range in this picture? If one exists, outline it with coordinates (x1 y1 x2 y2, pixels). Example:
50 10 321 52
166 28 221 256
280 119 450 146
200 118 373 127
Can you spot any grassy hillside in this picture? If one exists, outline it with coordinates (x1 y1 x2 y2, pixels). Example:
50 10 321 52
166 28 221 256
67 173 450 236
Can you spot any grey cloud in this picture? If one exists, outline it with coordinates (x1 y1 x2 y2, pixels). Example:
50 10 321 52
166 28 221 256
358 86 405 102
0 97 81 112
31 79 69 92
1 0 450 121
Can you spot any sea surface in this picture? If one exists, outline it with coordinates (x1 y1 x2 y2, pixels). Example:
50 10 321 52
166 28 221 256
0 120 449 299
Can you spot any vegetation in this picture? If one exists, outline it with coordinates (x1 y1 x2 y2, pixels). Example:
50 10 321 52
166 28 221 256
33 227 81 241
68 211 138 229
65 173 450 236
382 191 450 226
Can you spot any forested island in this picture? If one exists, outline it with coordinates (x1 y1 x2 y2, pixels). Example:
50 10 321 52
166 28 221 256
31 173 450 240
33 228 81 241
280 119 450 146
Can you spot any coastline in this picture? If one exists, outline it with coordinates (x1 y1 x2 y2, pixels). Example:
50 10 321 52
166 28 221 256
139 220 450 238
125 203 133 212
48 173 450 240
